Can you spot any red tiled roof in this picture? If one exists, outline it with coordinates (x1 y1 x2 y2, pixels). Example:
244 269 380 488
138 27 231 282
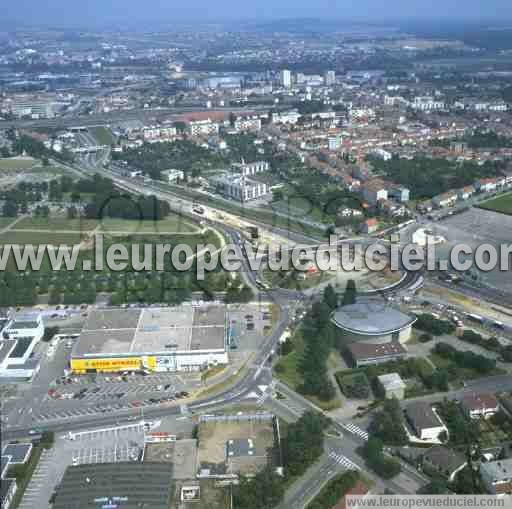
461 393 499 412
332 480 369 509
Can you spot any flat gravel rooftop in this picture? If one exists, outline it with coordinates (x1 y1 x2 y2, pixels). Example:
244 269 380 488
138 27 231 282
73 305 226 357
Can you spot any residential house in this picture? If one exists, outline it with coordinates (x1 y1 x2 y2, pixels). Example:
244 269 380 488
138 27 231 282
378 199 407 218
432 192 458 209
474 178 497 193
422 446 467 482
359 218 379 235
405 402 447 441
457 186 475 201
388 186 410 203
461 393 499 420
362 180 388 206
480 458 512 495
342 174 360 192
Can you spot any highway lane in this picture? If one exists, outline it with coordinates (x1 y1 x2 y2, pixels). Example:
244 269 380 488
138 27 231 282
0 105 267 130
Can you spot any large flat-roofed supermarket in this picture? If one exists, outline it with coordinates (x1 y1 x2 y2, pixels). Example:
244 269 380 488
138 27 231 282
70 304 228 373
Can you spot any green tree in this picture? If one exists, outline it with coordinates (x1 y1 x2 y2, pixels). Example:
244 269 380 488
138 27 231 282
342 279 357 306
323 284 338 310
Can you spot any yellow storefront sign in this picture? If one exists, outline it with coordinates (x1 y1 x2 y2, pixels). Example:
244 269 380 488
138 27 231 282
71 357 143 373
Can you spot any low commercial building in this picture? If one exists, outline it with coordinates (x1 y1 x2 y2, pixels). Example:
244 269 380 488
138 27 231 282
461 393 500 420
406 402 447 441
347 342 408 368
1 443 33 509
480 458 512 494
52 463 174 509
332 301 416 345
377 373 406 400
70 305 229 374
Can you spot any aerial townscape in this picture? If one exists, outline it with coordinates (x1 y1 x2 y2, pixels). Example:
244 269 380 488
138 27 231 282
2 4 512 509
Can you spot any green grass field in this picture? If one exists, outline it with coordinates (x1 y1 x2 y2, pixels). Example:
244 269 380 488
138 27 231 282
0 158 38 170
272 196 328 223
478 192 512 215
14 214 199 234
98 215 199 234
0 231 82 245
15 217 100 232
89 126 116 146
0 218 17 230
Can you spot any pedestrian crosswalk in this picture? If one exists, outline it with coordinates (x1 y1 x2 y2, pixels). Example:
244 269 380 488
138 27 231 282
328 451 361 471
342 422 369 441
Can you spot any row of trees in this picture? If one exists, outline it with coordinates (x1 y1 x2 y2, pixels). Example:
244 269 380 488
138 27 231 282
112 139 226 180
433 342 497 374
307 471 361 509
10 134 74 163
413 314 456 336
0 250 254 307
298 286 338 401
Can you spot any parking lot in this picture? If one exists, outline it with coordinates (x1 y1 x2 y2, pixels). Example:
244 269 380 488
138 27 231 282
15 415 196 509
17 425 146 509
227 303 277 351
429 208 512 291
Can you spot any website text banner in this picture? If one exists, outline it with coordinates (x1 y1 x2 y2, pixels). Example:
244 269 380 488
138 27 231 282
347 495 512 509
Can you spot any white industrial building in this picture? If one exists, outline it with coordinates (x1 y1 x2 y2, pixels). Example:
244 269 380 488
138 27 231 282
161 169 185 183
213 174 270 203
0 314 44 380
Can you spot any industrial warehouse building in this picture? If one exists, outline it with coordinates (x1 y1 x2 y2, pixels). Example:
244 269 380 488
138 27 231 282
332 300 416 345
70 304 229 374
0 314 44 380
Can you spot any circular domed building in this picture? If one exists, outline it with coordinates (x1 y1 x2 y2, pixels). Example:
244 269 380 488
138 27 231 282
332 300 416 345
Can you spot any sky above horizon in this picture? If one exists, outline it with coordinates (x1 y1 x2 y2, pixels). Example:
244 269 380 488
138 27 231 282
2 0 512 27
